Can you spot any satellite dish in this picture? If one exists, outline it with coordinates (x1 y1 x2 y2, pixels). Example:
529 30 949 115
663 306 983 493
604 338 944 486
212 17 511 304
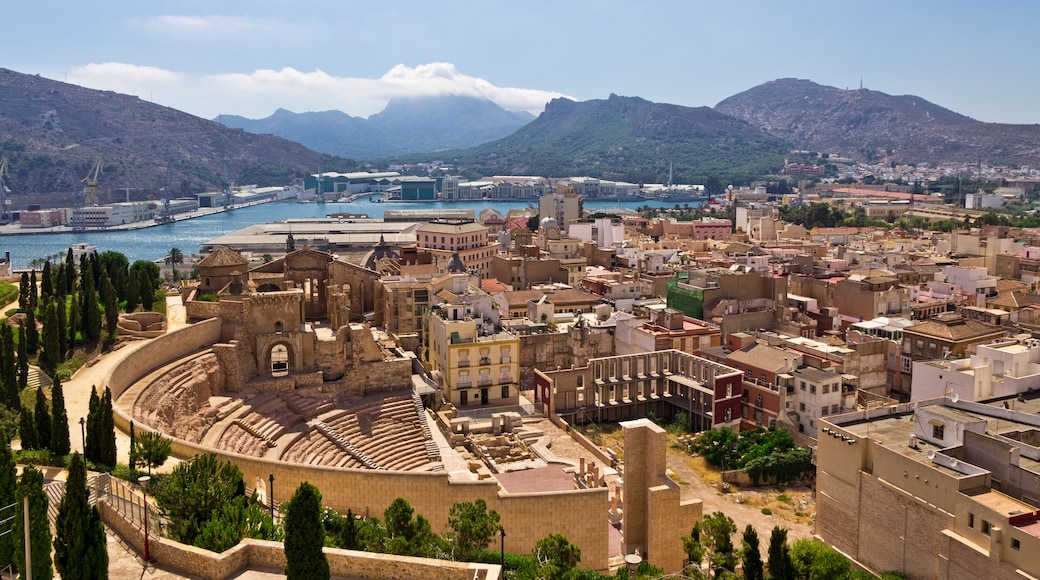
950 459 959 468
927 450 936 460
950 393 960 403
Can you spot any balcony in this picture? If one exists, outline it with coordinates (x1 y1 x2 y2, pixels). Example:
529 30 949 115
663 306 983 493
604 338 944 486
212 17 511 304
478 379 492 387
458 360 470 368
479 357 491 366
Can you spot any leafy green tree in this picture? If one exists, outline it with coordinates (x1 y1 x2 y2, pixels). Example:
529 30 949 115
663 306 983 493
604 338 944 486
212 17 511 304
531 534 580 580
195 494 280 553
684 512 737 579
33 386 50 452
447 498 501 561
18 407 38 450
0 430 17 569
789 538 850 579
13 465 52 580
155 453 246 546
49 378 70 456
133 430 172 475
54 453 107 578
767 526 795 580
382 497 437 556
741 525 764 580
283 482 330 580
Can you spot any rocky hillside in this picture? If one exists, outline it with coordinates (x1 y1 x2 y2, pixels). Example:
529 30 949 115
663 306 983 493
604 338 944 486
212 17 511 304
715 78 1040 166
216 94 534 159
0 68 326 209
413 94 790 184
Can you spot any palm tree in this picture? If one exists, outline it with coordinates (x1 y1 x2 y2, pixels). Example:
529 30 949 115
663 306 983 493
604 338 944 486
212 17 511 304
165 247 184 281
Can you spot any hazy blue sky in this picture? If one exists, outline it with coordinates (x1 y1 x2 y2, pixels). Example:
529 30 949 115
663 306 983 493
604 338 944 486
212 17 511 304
8 1 1036 123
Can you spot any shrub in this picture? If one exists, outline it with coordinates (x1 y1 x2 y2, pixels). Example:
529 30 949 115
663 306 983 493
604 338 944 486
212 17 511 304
761 508 772 515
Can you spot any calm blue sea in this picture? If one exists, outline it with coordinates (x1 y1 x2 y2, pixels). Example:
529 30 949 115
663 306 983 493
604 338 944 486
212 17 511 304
0 198 691 269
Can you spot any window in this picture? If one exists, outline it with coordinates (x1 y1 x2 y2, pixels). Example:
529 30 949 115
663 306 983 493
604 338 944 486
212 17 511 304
822 384 830 394
799 403 806 412
800 381 806 391
810 384 816 394
501 385 509 399
982 520 991 535
968 513 975 528
1012 538 1021 550
932 423 945 440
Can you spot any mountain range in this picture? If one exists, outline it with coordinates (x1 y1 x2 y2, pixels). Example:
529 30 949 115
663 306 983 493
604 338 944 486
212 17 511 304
2 66 1039 210
215 95 534 159
714 78 1040 166
0 68 329 209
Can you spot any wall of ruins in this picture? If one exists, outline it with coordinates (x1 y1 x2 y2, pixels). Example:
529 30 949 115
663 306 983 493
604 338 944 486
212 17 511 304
105 318 609 570
101 503 499 580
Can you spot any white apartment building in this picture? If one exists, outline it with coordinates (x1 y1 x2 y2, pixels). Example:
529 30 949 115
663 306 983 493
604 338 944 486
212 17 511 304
911 338 1040 402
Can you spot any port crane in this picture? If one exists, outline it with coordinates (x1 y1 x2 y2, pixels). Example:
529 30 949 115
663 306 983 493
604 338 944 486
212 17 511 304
155 165 175 224
0 157 10 222
72 159 103 232
81 159 103 206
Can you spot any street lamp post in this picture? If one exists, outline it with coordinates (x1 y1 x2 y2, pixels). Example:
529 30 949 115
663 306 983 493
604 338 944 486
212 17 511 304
138 475 151 562
499 528 506 569
268 473 275 520
79 417 86 451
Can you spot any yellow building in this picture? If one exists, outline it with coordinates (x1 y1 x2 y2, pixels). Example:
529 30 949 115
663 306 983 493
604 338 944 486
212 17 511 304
423 302 520 407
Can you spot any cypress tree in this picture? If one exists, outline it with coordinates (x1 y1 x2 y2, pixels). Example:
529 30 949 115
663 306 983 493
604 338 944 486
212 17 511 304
65 248 76 295
41 262 53 301
741 524 764 580
767 526 795 580
54 453 96 578
125 269 139 314
84 386 100 463
0 324 16 410
53 266 66 302
18 272 28 312
40 301 58 375
34 387 50 452
283 482 330 580
25 307 38 354
0 430 18 570
13 465 53 580
67 292 80 355
18 407 38 451
140 269 154 311
100 387 116 467
56 296 67 361
17 325 27 391
28 270 38 313
84 505 108 577
49 378 70 456
102 273 118 344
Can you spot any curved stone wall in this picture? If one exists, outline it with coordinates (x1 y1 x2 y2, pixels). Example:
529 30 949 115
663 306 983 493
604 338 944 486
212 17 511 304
105 320 609 570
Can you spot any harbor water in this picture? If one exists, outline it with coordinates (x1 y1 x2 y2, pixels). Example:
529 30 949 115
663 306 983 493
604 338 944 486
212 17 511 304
0 198 688 270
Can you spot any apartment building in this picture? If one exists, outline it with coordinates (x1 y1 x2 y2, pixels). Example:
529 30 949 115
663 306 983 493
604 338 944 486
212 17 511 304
416 218 497 278
898 313 1005 401
422 302 519 407
818 396 1040 579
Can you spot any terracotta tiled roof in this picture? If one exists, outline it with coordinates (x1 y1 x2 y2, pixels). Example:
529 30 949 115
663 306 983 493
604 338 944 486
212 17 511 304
903 315 1003 341
198 246 248 268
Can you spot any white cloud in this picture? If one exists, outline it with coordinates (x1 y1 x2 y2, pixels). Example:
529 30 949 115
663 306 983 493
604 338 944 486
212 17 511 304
135 14 271 34
62 62 568 120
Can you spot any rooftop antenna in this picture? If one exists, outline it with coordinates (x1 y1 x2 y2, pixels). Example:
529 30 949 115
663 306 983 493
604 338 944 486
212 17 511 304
859 77 863 90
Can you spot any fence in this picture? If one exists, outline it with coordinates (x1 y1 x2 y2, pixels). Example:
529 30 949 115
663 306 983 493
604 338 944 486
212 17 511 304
99 473 160 536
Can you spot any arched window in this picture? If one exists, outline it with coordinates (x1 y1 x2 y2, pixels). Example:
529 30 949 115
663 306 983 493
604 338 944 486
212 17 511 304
271 345 289 376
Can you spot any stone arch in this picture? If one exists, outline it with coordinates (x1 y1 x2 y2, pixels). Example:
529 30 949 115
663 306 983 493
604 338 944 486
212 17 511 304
257 283 281 293
265 341 295 376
